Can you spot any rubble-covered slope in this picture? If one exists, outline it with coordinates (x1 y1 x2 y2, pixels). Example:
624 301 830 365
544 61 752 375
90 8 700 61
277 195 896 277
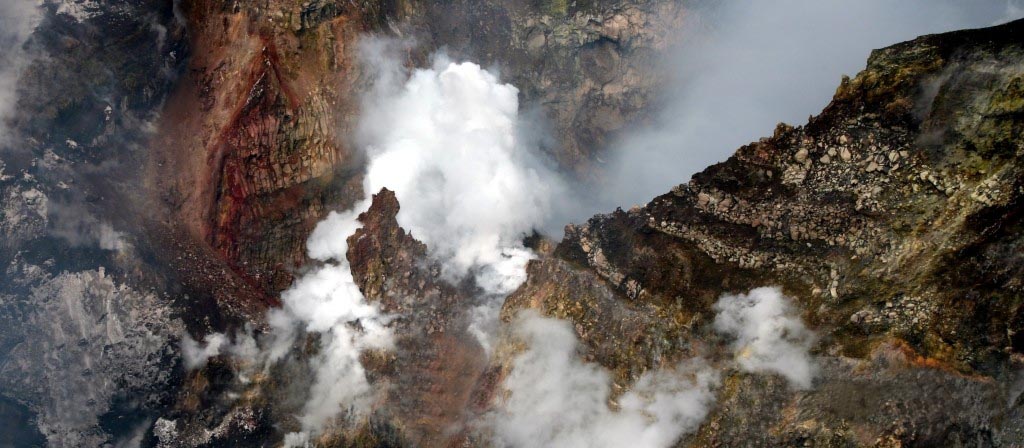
501 19 1024 446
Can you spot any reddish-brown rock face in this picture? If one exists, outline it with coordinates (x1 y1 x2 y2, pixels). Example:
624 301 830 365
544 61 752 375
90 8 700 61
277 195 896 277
150 1 377 296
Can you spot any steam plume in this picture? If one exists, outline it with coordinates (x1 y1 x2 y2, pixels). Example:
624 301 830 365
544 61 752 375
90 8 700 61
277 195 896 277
181 331 258 371
713 287 817 389
358 46 564 295
492 312 718 448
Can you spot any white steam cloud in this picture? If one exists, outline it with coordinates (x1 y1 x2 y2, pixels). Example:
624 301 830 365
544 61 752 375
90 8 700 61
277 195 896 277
181 333 227 370
492 312 719 448
492 289 816 446
596 0 1024 212
48 203 130 252
181 331 258 371
358 46 563 295
353 40 565 353
713 287 816 389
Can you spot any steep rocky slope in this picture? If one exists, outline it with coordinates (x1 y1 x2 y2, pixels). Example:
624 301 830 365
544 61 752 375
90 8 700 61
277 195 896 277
501 20 1024 446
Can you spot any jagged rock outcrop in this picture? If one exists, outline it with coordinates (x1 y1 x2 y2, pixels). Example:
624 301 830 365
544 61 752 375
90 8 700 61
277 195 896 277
344 189 493 447
502 20 1024 446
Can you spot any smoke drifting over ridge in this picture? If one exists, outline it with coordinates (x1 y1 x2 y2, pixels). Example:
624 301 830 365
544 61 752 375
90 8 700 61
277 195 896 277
493 289 817 447
177 3 1022 443
594 0 1024 213
207 41 566 444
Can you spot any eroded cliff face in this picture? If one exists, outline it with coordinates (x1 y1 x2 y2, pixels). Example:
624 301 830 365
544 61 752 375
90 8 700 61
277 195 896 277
501 21 1024 446
149 0 378 296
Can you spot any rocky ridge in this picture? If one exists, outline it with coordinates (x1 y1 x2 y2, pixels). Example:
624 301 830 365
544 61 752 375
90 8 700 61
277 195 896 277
502 19 1024 446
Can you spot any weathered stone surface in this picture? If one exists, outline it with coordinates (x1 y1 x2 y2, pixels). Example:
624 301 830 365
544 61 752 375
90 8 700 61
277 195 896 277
0 1 193 445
